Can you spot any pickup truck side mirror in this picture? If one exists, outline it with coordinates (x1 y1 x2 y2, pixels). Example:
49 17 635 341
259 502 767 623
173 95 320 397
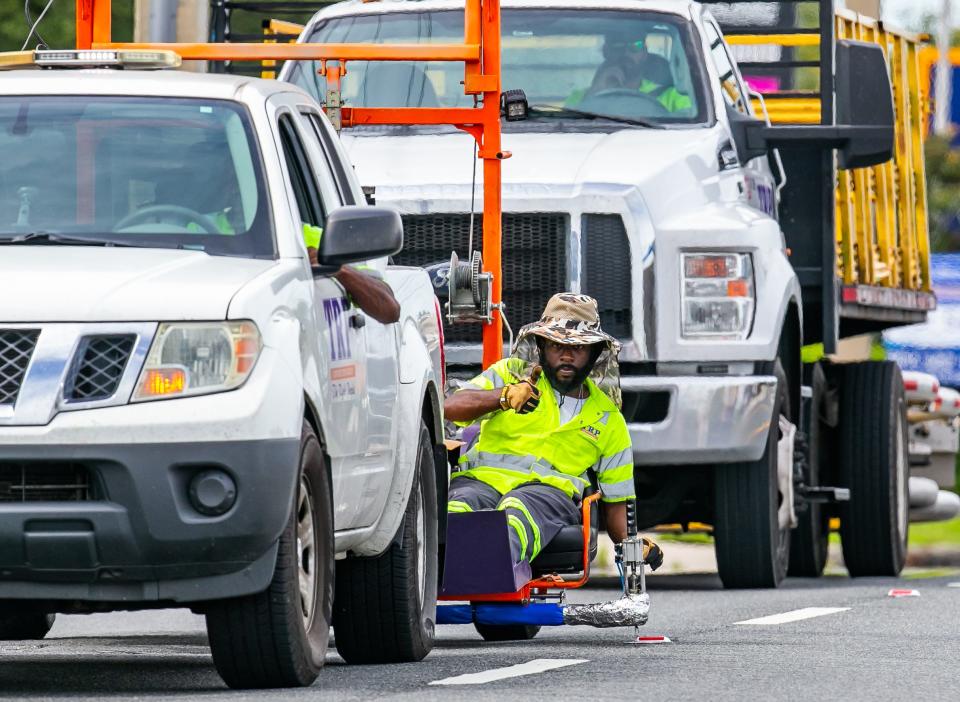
315 206 403 273
740 40 895 170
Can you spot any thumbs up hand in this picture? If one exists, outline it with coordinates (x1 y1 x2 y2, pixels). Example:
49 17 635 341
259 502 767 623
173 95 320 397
503 364 542 414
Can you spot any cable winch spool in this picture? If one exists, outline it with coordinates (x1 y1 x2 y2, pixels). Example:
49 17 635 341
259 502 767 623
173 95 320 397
446 250 493 324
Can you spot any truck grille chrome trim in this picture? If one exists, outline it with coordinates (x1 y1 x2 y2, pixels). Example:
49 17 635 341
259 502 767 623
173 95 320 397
0 329 40 406
0 323 156 426
66 335 137 402
397 213 569 343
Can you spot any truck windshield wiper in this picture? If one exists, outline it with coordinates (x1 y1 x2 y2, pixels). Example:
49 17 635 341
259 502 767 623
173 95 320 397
0 232 165 248
527 105 664 129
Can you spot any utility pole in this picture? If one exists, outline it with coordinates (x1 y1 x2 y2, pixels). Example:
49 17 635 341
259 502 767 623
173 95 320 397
936 0 954 135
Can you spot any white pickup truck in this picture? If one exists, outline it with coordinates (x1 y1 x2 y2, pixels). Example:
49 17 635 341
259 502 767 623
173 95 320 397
286 0 914 589
0 50 445 689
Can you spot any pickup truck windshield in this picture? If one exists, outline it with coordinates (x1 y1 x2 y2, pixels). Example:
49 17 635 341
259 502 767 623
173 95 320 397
287 9 708 126
0 97 274 258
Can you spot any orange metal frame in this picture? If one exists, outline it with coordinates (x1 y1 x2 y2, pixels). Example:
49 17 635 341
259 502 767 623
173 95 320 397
438 492 602 603
77 0 506 367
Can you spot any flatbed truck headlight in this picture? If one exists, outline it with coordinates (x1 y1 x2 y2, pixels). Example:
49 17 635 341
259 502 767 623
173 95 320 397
133 321 261 401
681 253 755 339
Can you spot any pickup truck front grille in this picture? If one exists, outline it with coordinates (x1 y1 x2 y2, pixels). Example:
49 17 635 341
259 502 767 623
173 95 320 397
0 329 40 405
0 462 92 502
582 215 633 339
66 335 136 402
398 213 569 343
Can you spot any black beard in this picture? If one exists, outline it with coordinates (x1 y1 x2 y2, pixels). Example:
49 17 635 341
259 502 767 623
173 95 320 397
543 361 592 396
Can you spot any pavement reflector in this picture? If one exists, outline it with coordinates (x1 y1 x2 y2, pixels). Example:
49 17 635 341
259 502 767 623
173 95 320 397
887 588 920 597
632 635 671 644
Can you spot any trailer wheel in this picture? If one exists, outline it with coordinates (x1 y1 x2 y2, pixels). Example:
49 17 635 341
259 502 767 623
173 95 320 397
837 361 909 577
474 623 541 641
205 421 334 689
714 360 792 589
333 422 438 664
0 609 55 640
788 363 830 577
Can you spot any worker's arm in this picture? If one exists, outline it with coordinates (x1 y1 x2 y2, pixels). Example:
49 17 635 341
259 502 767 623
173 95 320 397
446 365 543 423
334 265 401 325
444 389 504 423
602 501 627 543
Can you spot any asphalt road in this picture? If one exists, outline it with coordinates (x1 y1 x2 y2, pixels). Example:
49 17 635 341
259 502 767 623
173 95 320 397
2 571 958 702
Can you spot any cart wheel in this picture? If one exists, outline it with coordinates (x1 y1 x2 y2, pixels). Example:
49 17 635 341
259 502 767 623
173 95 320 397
474 623 540 641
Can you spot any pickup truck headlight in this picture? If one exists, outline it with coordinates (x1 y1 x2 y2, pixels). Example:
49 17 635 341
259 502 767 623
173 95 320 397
132 321 261 401
681 253 755 339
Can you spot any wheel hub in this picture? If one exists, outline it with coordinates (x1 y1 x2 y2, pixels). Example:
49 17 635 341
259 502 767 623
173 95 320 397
297 476 318 631
416 486 426 605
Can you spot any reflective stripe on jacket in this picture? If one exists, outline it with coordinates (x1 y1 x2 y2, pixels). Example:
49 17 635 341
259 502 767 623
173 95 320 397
456 358 635 503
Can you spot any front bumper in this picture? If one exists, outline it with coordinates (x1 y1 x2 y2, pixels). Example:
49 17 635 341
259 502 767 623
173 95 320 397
625 374 778 465
0 438 299 604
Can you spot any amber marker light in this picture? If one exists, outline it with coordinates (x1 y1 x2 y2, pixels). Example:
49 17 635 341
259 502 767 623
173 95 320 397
726 279 750 297
139 368 188 398
234 337 259 375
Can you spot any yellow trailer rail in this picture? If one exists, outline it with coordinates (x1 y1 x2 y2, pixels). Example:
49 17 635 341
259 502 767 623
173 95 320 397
734 10 932 300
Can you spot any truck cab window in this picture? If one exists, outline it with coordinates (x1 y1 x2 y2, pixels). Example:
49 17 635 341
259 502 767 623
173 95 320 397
286 9 710 126
278 114 326 228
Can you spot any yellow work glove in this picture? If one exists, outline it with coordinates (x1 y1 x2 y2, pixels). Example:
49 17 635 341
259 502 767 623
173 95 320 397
500 365 542 414
642 537 664 571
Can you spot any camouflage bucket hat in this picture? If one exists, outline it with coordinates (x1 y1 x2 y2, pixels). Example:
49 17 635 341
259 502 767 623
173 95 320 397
512 293 624 407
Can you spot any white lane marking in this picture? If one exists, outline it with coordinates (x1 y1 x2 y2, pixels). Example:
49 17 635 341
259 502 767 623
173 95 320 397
429 658 588 686
948 582 960 588
736 607 850 625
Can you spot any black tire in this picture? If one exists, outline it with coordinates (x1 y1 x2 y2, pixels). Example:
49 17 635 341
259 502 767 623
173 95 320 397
788 363 830 577
837 361 909 577
714 360 792 589
205 421 334 689
333 422 438 664
0 608 55 640
474 623 541 642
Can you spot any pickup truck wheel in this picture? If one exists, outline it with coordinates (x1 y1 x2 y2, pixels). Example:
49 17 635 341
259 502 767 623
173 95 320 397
205 422 334 689
788 363 829 577
714 360 792 589
474 623 541 641
0 608 55 640
333 422 438 664
837 361 908 577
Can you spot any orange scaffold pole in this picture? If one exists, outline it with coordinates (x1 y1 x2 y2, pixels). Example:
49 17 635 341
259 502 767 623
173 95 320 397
81 0 506 368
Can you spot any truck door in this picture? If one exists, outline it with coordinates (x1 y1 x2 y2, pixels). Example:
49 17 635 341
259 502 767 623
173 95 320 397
275 107 369 531
702 17 778 218
296 106 402 529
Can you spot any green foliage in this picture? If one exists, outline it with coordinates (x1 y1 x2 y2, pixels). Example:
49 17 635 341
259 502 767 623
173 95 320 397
0 0 134 51
908 517 960 547
925 133 960 252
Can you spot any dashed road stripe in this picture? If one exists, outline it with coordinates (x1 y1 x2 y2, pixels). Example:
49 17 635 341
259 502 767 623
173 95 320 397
428 658 589 686
735 607 850 625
